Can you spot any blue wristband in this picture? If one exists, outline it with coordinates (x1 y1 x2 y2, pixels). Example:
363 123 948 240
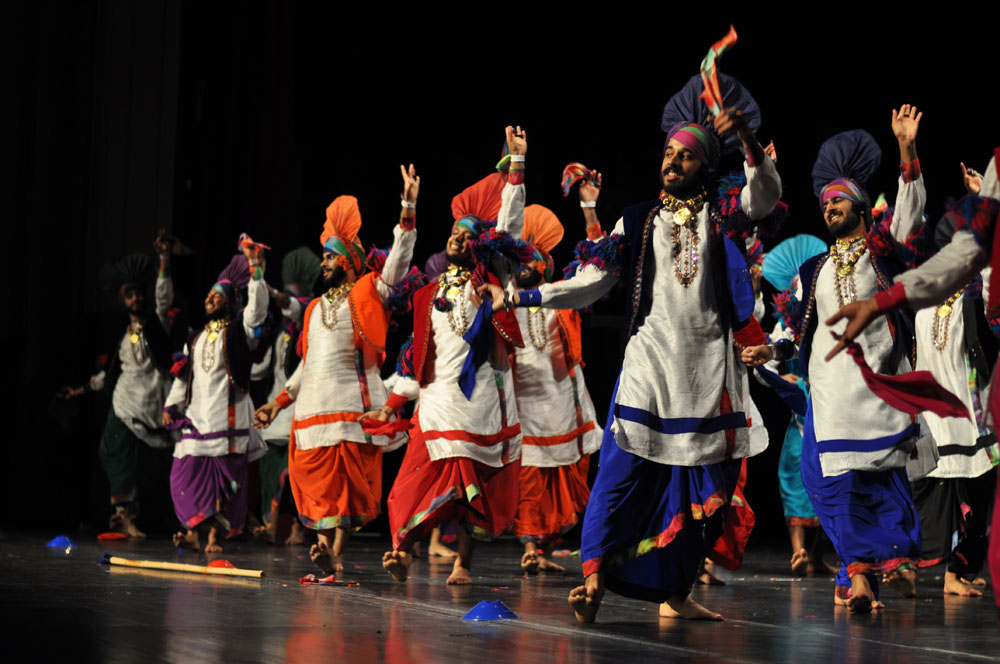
518 289 542 307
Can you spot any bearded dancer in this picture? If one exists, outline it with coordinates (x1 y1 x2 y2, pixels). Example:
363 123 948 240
60 231 179 537
366 127 528 586
253 165 421 577
163 237 268 553
743 106 928 612
483 98 781 621
511 203 602 574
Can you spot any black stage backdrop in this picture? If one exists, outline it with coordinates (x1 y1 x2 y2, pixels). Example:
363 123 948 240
4 2 996 547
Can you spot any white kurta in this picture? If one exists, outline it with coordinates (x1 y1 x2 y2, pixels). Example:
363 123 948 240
109 273 174 448
165 276 267 459
261 298 304 444
535 156 782 466
914 295 996 478
807 172 927 476
512 306 601 467
279 221 416 451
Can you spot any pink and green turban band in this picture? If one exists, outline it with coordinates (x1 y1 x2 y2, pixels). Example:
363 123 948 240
454 215 481 235
820 178 866 206
665 122 720 170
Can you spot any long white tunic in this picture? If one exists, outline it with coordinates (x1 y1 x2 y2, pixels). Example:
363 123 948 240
534 156 782 466
512 307 601 467
165 276 268 459
808 172 927 476
261 297 304 444
280 222 416 451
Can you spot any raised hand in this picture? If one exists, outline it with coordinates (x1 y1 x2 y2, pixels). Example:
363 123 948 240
579 172 602 203
505 125 527 156
400 163 420 204
763 141 777 163
240 235 263 265
713 107 751 139
891 105 921 163
961 162 983 194
153 229 173 256
741 344 773 367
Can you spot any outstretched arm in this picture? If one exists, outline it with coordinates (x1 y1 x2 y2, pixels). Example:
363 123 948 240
889 104 926 242
496 125 527 238
153 230 175 330
714 107 781 220
240 239 268 346
376 164 420 300
579 172 604 240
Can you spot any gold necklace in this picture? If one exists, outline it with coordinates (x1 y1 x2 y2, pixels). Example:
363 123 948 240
830 237 867 307
438 266 472 336
526 306 548 351
661 187 708 287
932 287 965 352
201 319 230 372
320 283 353 331
127 322 146 364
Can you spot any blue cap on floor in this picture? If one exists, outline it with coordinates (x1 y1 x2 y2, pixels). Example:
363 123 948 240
46 535 76 548
462 600 519 621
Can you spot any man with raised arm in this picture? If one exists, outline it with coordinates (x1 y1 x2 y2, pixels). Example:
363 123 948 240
253 166 420 577
742 106 928 612
482 108 780 621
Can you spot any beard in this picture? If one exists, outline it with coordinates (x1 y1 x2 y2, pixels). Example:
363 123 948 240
827 213 862 239
321 265 347 290
205 304 229 321
445 247 473 269
515 267 543 289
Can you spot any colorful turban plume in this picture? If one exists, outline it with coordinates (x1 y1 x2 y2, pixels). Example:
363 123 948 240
811 130 880 199
665 122 720 171
212 254 251 303
561 163 597 197
320 195 365 273
451 172 506 232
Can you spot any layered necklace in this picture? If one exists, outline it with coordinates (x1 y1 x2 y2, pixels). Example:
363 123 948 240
202 318 230 372
931 287 966 352
127 321 146 364
438 265 472 336
320 283 353 331
526 307 548 351
830 236 867 307
660 187 708 287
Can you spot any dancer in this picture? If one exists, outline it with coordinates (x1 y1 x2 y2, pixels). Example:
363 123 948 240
823 150 1000 607
483 99 781 620
253 166 421 577
743 106 927 612
253 247 321 546
163 237 268 552
369 127 528 586
511 203 602 574
59 231 178 537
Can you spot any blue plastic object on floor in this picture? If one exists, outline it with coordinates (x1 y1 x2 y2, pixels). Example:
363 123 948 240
462 600 519 621
46 535 76 548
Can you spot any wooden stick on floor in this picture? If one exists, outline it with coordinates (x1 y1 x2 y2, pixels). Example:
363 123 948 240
100 554 264 578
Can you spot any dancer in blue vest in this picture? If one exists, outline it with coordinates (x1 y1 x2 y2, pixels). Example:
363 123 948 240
481 92 781 621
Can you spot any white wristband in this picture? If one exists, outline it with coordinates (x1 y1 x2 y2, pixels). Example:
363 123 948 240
510 154 525 163
580 201 596 208
400 199 416 209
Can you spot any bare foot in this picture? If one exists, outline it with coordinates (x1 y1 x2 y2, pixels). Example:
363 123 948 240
382 550 412 582
333 554 345 575
446 558 472 585
568 583 603 623
846 575 874 613
945 571 983 597
253 522 276 543
283 522 305 547
883 568 916 598
428 541 458 559
310 542 335 575
110 512 146 539
411 541 422 559
521 551 540 575
659 595 723 620
173 529 200 551
969 576 988 587
205 526 223 553
791 548 809 576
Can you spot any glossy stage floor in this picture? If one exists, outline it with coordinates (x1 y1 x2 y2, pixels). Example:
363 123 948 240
2 532 998 663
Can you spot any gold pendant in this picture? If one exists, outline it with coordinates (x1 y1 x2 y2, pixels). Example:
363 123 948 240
937 304 952 318
130 333 139 344
528 306 541 314
208 331 219 343
446 285 461 299
673 207 692 225
836 263 854 277
282 332 291 343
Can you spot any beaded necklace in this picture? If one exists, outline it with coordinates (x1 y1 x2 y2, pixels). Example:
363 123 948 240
127 321 146 364
438 265 472 336
526 306 548 351
931 287 966 352
201 318 230 372
320 283 353 331
660 187 708 287
830 237 867 307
